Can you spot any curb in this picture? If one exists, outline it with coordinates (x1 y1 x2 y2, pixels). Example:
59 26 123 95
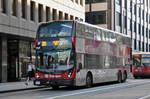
0 86 45 93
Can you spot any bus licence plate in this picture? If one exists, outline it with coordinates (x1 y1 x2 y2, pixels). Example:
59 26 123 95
35 81 40 85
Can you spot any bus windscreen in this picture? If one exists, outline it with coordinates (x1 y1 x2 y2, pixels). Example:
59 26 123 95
38 22 73 38
37 49 74 70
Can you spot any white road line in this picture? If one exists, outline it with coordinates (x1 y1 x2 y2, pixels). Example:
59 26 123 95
138 95 150 99
44 80 150 99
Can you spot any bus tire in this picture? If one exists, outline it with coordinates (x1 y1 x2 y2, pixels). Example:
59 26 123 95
86 73 92 88
118 71 122 83
122 71 127 82
51 85 59 89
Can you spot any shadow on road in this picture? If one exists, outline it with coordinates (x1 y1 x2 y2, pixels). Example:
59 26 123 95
40 81 119 92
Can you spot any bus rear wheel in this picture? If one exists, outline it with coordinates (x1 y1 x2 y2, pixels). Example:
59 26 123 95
118 72 122 83
122 72 127 82
86 74 92 88
51 85 59 89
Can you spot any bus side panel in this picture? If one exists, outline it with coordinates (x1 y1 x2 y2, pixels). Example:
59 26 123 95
75 38 87 86
75 69 87 86
90 69 117 84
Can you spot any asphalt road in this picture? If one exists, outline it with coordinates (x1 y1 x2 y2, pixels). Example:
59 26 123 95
1 79 150 99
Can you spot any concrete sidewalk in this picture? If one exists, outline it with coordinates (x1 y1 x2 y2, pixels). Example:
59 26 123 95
128 72 134 79
0 80 44 93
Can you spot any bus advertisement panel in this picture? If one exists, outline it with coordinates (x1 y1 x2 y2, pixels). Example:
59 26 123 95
133 52 150 78
34 20 131 89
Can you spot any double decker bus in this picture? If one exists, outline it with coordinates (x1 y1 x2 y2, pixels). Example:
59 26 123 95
132 52 150 78
34 20 131 89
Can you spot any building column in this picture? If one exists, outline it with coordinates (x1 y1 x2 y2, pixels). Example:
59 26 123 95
0 0 1 12
35 2 39 24
27 0 30 21
43 5 46 22
0 37 7 82
49 8 53 21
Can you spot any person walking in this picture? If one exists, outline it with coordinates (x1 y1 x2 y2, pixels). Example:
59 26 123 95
25 61 35 85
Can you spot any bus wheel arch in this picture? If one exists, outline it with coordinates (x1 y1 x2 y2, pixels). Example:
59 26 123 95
117 71 122 83
122 70 127 82
51 85 59 89
86 71 93 88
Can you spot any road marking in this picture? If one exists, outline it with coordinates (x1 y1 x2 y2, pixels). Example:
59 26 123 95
138 95 150 99
44 80 150 99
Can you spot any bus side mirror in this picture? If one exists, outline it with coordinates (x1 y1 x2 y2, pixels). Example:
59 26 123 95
77 63 82 72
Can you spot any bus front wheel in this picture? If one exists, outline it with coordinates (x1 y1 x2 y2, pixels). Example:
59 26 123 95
86 74 92 88
51 85 59 89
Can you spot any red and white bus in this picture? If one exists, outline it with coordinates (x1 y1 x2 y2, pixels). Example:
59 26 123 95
34 20 131 89
132 52 150 78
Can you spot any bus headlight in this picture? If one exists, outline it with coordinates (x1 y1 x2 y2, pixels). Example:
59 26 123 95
36 73 40 78
67 70 73 78
68 72 72 77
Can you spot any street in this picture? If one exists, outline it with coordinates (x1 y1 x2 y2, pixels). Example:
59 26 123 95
1 79 150 99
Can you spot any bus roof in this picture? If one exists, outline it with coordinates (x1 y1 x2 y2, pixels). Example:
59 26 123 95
77 21 130 38
39 20 130 38
39 20 75 25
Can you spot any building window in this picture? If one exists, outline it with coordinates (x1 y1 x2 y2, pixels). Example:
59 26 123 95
142 10 144 20
86 0 106 4
149 15 150 24
139 7 141 17
139 24 141 35
134 39 137 50
98 14 106 24
75 17 78 20
86 11 106 24
52 9 57 20
116 0 121 5
1 0 7 13
130 20 132 31
80 0 83 6
70 15 74 20
146 13 148 22
134 5 136 15
97 12 106 24
142 42 144 51
92 15 96 23
30 1 35 21
46 7 50 22
134 22 136 32
12 0 17 16
146 28 148 37
146 43 148 52
116 12 121 26
80 18 83 21
142 26 144 36
149 30 150 38
59 11 63 20
38 4 43 22
123 16 127 29
65 13 68 20
22 0 27 19
75 0 78 4
125 0 127 8
130 1 132 12
139 41 141 51
149 45 150 52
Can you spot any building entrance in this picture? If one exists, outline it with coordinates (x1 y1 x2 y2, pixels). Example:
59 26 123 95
7 39 19 82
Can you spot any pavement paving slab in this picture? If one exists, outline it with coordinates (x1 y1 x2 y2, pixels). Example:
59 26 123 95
0 80 44 93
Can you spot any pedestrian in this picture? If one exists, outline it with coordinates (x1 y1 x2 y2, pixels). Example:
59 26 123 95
25 61 35 85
